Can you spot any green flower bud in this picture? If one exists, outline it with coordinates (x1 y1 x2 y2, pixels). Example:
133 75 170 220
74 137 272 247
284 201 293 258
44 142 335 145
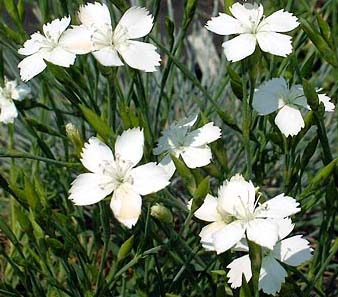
151 203 173 224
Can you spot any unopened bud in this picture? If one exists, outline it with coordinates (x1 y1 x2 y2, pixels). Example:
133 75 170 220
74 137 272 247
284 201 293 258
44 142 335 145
66 123 84 156
151 203 173 224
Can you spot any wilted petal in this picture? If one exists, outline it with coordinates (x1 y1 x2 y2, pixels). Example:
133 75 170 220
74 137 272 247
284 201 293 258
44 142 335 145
255 194 300 219
43 16 71 43
246 218 279 250
205 13 247 35
275 105 304 137
259 255 287 295
217 175 256 218
18 53 47 81
185 122 221 147
273 235 312 266
227 255 252 288
256 32 293 57
10 83 31 101
69 173 115 205
194 194 221 222
213 221 245 254
80 137 115 174
110 184 142 228
59 26 93 54
115 127 144 166
199 221 227 251
118 41 160 72
253 78 287 115
222 33 256 62
259 9 299 33
78 2 111 27
181 146 212 168
115 7 153 39
0 100 18 124
131 162 170 195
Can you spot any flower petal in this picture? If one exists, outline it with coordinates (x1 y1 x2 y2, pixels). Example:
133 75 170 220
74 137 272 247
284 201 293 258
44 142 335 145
255 194 300 219
92 47 124 67
130 162 170 195
18 32 45 56
43 16 70 43
217 174 256 218
273 235 312 266
199 221 227 251
275 105 304 137
59 26 93 54
185 122 221 147
44 46 76 67
246 219 279 250
227 255 252 288
80 137 115 174
205 13 247 35
181 146 212 168
259 255 287 295
69 173 115 205
115 7 153 39
110 184 142 228
194 194 221 222
253 78 288 115
18 53 47 81
0 100 18 124
230 3 263 29
222 34 256 62
115 127 144 166
213 221 245 254
259 9 299 33
256 31 293 57
273 218 294 240
78 2 111 27
118 40 160 72
318 94 335 112
158 155 176 179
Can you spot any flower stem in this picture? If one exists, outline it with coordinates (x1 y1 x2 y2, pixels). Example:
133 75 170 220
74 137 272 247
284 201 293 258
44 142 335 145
248 239 262 297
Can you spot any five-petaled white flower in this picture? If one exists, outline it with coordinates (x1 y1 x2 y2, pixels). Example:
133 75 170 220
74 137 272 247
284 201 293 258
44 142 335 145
18 17 78 81
66 2 160 72
227 218 312 295
69 128 170 228
194 174 300 253
206 3 299 62
253 78 335 137
153 115 221 178
0 78 30 124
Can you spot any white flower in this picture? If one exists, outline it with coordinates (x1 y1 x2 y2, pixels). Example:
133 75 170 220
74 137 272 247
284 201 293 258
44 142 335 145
0 78 30 124
153 115 221 178
67 2 160 72
194 174 300 253
206 3 299 62
253 78 335 137
227 219 313 295
69 128 170 228
18 17 77 81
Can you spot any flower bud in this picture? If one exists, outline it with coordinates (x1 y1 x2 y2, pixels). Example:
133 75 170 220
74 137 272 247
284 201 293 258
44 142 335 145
151 203 173 224
66 123 84 156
